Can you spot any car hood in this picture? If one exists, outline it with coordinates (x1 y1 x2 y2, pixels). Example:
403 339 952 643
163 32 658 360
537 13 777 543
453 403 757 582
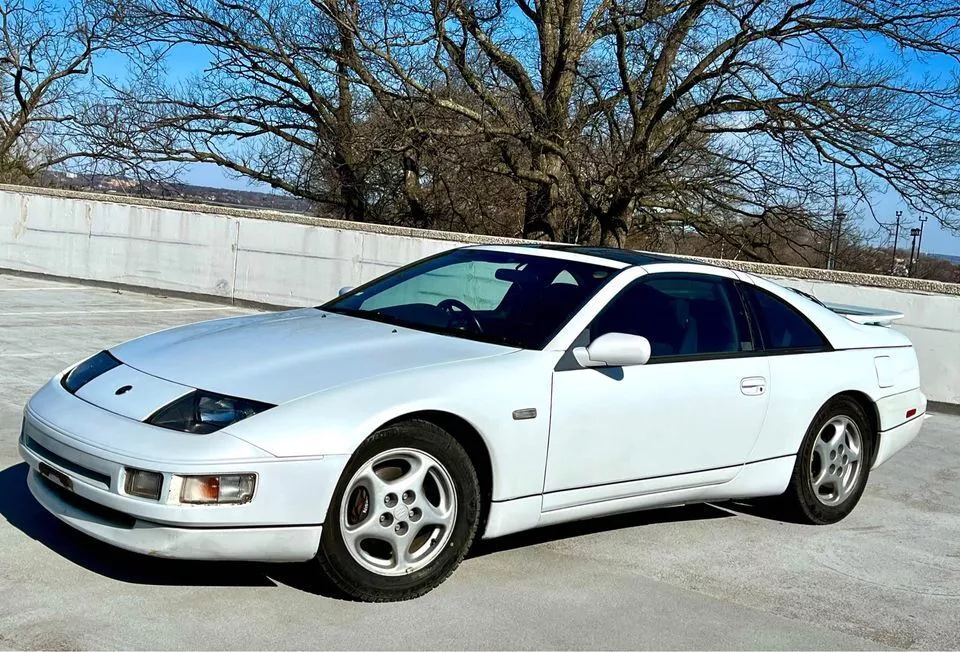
109 308 515 404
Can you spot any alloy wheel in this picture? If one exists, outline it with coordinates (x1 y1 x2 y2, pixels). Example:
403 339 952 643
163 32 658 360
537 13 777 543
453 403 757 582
809 415 863 506
339 447 458 576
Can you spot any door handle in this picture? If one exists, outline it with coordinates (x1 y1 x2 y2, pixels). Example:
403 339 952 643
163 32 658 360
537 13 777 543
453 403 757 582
740 377 767 396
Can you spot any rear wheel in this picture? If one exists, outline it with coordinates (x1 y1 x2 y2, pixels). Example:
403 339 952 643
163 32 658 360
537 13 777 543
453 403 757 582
782 396 874 524
316 419 480 602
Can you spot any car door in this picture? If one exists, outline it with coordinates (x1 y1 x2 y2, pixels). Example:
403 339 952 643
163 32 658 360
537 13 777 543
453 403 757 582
544 270 770 500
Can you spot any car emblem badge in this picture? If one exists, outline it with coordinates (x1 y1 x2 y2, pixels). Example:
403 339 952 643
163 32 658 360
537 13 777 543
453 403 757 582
115 385 133 395
393 505 409 521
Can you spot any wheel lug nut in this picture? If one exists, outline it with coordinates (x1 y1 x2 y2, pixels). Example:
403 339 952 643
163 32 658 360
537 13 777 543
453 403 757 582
384 493 398 508
402 490 415 504
379 513 393 526
409 507 421 522
394 522 408 536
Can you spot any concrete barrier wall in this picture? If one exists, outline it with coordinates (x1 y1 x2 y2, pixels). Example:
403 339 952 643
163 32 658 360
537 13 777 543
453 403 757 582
2 185 959 404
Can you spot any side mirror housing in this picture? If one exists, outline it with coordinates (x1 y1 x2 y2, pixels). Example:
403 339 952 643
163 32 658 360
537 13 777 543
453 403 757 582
338 286 355 296
573 333 652 368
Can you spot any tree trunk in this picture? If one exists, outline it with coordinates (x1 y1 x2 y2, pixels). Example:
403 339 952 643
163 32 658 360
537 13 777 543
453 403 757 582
401 151 429 227
333 151 366 222
597 194 634 246
523 150 562 239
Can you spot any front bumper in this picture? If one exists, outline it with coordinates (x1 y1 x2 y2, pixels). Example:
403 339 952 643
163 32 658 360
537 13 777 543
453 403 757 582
19 379 350 561
27 470 322 561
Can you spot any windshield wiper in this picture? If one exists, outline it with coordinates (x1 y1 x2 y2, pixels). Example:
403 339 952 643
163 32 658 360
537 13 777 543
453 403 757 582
322 306 403 326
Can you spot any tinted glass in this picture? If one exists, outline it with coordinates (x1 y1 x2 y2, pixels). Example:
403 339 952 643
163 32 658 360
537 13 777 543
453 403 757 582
747 286 827 351
591 275 750 358
324 249 615 349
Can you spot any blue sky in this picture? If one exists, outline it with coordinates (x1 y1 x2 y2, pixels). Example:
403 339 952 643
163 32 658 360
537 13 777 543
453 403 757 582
857 38 960 257
868 190 958 257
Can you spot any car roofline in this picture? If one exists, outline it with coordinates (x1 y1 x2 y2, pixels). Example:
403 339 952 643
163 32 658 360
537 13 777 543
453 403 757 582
469 243 718 271
468 244 629 268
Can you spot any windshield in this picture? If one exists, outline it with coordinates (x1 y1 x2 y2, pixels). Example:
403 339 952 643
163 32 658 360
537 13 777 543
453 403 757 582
322 248 616 349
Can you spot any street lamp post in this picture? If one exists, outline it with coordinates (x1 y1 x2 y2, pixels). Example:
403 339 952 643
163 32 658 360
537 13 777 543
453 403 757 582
826 208 845 271
827 162 838 270
908 228 921 277
890 210 902 274
833 211 846 270
826 220 835 270
915 215 928 276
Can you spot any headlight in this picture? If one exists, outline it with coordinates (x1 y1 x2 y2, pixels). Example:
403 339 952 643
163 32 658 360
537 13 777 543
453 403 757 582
61 350 121 393
147 391 273 434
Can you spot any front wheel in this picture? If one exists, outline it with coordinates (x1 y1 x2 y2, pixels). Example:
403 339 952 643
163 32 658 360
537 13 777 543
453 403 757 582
315 420 480 602
782 396 874 524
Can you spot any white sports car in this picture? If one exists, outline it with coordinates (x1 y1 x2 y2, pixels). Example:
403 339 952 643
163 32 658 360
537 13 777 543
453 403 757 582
20 245 926 601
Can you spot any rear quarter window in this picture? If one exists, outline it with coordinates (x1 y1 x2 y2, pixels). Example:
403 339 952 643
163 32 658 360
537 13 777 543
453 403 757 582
747 286 828 352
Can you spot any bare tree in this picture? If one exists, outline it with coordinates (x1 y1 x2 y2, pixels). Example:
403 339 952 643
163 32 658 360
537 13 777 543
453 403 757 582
97 0 400 220
0 0 139 182
101 0 960 248
328 0 960 243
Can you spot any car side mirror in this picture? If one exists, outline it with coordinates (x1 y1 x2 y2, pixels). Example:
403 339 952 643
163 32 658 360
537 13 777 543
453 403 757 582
573 333 652 368
338 286 355 296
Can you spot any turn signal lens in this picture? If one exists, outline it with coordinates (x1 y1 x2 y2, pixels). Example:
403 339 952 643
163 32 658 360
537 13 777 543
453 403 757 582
180 474 256 504
181 476 219 503
124 468 163 500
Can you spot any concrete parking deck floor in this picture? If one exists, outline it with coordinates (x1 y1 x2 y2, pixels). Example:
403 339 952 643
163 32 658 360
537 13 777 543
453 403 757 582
1 272 958 650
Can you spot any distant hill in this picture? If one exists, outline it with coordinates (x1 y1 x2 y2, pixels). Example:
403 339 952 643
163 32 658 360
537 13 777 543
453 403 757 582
40 171 314 214
927 252 960 265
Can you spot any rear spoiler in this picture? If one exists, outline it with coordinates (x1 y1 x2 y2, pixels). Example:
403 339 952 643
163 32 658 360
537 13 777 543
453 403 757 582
784 287 904 326
823 302 905 326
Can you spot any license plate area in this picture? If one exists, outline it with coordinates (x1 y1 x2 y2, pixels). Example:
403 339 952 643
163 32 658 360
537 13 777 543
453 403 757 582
38 462 74 492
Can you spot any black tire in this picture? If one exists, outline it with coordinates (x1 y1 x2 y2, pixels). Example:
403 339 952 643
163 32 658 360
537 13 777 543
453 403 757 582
782 396 874 525
315 419 481 602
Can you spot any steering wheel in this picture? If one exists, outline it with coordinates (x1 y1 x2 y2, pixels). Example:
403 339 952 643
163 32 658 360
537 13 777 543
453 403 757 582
437 299 484 334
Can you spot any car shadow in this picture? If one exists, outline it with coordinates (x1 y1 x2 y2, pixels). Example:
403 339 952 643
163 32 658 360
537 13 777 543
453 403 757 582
469 502 736 558
0 462 785 598
718 496 809 524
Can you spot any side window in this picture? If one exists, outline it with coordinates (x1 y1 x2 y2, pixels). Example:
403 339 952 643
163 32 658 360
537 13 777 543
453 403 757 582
591 275 752 359
746 286 827 351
